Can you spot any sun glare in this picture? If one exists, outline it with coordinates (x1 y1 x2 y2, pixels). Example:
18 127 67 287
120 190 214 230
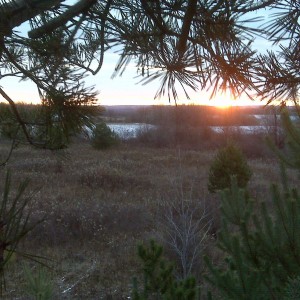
208 93 237 108
211 99 233 108
201 90 260 108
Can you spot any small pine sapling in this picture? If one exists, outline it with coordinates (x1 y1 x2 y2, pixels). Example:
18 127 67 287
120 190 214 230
207 142 252 193
91 122 119 150
0 171 44 294
24 265 53 300
132 240 200 300
205 177 300 299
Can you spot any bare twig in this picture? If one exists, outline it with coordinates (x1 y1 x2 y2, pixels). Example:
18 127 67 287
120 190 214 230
0 87 33 145
0 126 20 167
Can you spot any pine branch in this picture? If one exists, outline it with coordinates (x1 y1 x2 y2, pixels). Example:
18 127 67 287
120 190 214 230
28 0 97 39
0 0 61 37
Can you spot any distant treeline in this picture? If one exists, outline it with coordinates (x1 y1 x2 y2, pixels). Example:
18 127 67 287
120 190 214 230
1 102 295 128
0 102 42 122
0 102 101 122
102 104 288 127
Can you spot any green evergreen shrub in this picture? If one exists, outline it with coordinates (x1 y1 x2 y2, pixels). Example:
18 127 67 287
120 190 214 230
132 240 200 299
0 171 43 293
283 276 300 300
205 177 300 299
91 122 119 150
207 142 252 193
268 109 300 169
0 120 19 139
24 265 53 300
0 103 42 141
0 103 19 139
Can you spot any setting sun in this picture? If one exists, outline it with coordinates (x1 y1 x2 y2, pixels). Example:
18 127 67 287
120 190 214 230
209 97 235 108
188 90 258 108
206 91 237 108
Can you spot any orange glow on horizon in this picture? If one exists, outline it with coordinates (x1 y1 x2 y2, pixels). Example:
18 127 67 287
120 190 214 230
206 92 238 108
187 91 259 108
0 94 260 107
0 84 261 107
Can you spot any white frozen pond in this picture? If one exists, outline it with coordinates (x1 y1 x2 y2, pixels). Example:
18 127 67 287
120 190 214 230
211 125 280 134
107 123 156 139
108 123 278 137
108 124 281 137
82 123 155 140
253 114 299 121
82 123 282 141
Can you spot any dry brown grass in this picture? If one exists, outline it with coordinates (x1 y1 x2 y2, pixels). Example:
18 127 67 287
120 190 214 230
0 139 296 299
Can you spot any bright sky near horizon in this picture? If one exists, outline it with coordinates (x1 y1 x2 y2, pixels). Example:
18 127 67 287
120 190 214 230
1 48 266 107
0 4 272 107
1 52 259 107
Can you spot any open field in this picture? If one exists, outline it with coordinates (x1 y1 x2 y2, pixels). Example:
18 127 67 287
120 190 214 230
0 135 298 299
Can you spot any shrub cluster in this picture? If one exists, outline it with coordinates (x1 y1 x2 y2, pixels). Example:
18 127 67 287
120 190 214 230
90 122 119 150
207 143 252 193
131 124 272 158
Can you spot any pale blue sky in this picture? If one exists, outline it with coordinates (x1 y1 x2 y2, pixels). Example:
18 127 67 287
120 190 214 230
0 4 274 107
